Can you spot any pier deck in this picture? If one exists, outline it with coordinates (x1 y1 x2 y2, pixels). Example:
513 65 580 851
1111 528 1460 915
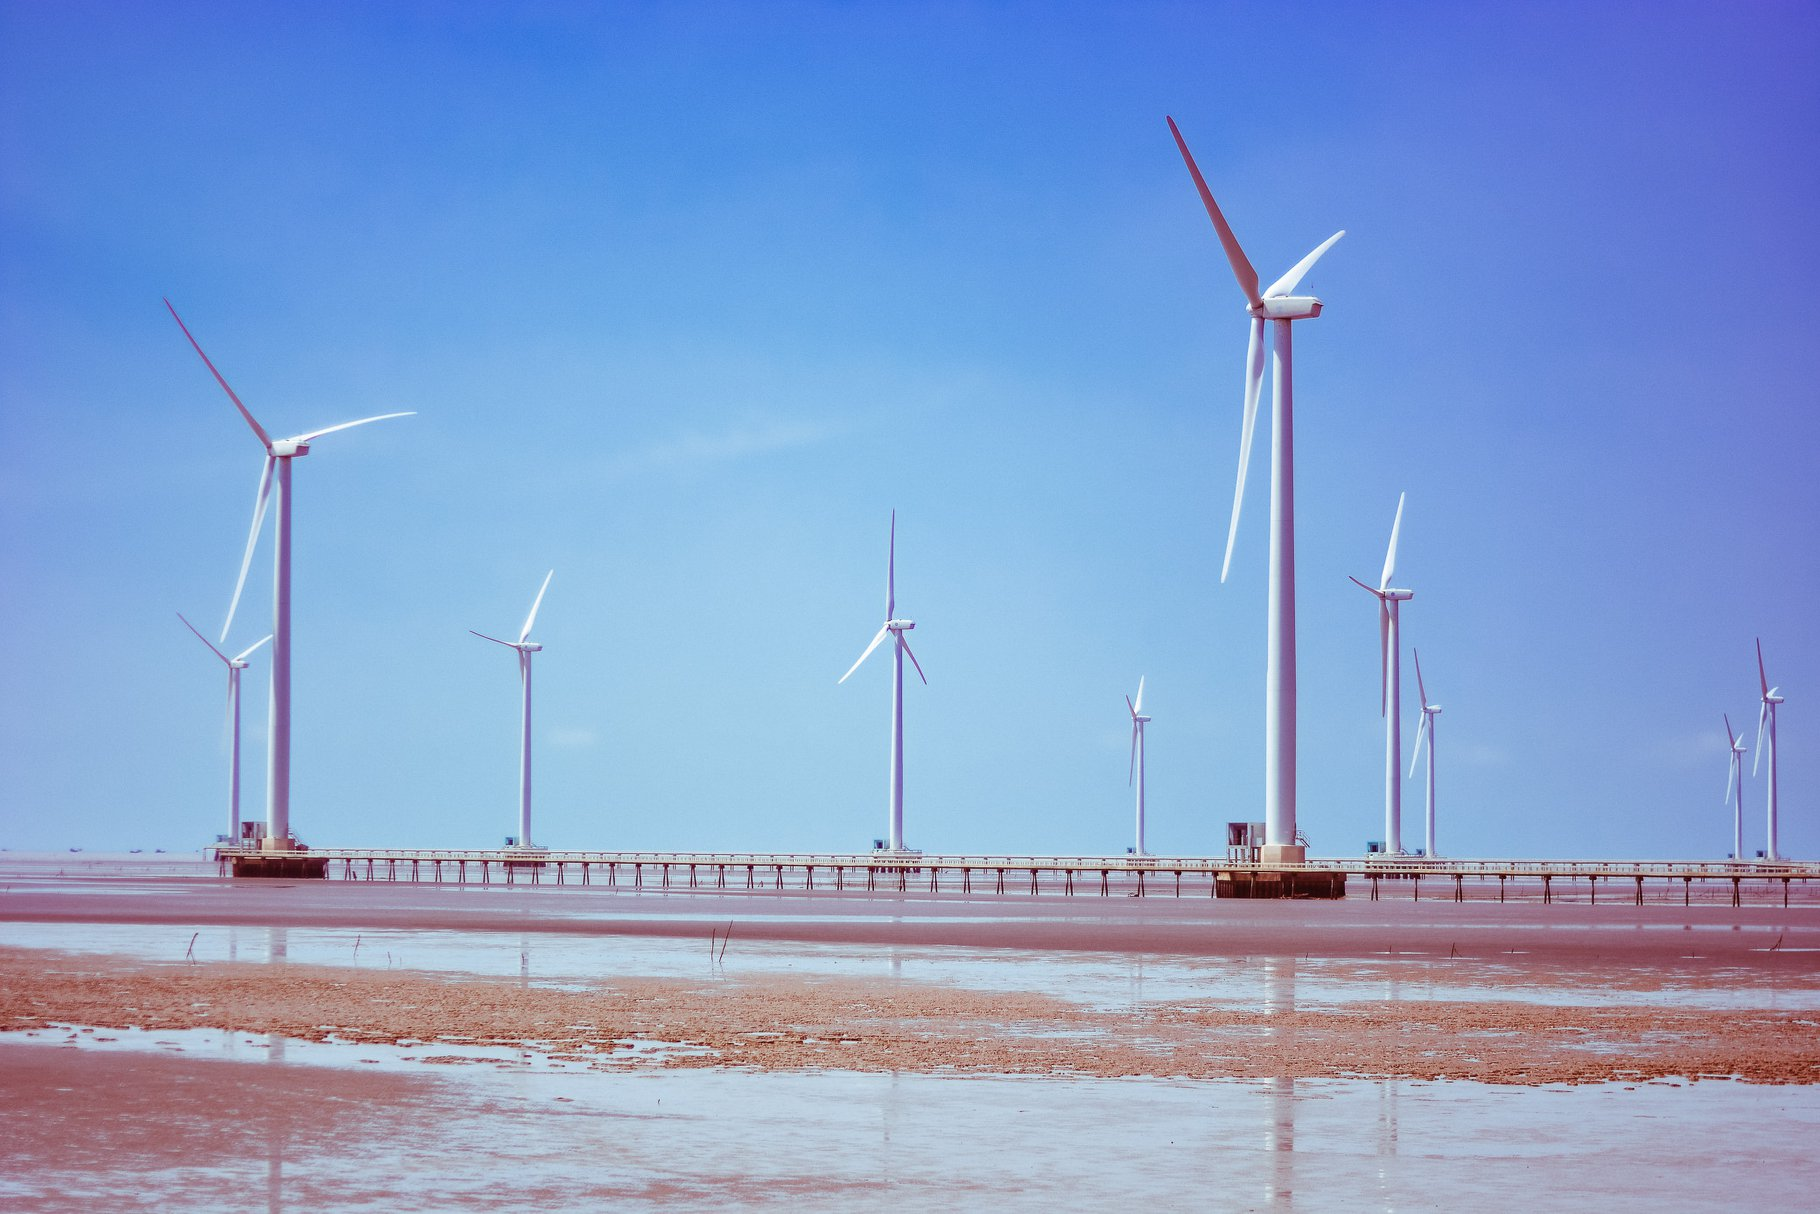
212 847 1820 906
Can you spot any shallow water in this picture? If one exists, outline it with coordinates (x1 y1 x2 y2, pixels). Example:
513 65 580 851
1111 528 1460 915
2 1031 1815 1212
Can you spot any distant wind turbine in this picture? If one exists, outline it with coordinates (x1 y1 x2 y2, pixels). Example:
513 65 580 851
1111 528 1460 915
1350 493 1412 855
166 300 413 848
178 612 271 844
1126 677 1152 857
1168 115 1344 863
1723 712 1748 861
471 570 554 850
1752 639 1785 861
839 511 926 852
1407 648 1441 859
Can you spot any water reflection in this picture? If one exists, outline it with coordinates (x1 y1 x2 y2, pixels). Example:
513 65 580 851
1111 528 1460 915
1263 959 1296 1207
267 928 288 1213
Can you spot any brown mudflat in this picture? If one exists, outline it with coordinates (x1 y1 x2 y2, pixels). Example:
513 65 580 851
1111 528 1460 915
5 947 1816 1085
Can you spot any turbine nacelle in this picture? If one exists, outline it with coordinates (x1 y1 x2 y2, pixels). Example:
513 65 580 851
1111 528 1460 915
1250 296 1323 321
269 438 311 458
888 619 916 632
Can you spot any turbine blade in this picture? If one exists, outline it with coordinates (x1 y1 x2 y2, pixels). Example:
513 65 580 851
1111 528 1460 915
1409 713 1428 778
1134 675 1145 715
1753 701 1768 777
1380 492 1405 590
177 611 232 665
469 629 519 650
1165 117 1262 308
1126 694 1138 721
519 647 529 687
887 510 896 621
1129 722 1139 786
1219 317 1267 583
1413 647 1429 710
898 632 928 685
1379 601 1390 717
839 625 891 684
1757 638 1770 699
232 634 273 663
1264 230 1346 298
165 300 272 449
519 570 554 643
1725 751 1737 804
221 455 275 644
1348 575 1384 598
1724 712 1736 750
289 411 414 444
222 677 235 750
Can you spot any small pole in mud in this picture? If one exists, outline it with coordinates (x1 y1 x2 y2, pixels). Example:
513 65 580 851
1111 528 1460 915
186 932 198 962
719 922 732 963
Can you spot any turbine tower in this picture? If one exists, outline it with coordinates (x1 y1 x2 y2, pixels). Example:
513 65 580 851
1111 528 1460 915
1350 493 1411 855
471 570 554 850
1723 712 1747 861
1169 116 1344 864
178 613 271 843
1407 648 1441 859
1126 677 1152 856
167 301 413 849
839 511 926 852
1752 639 1785 861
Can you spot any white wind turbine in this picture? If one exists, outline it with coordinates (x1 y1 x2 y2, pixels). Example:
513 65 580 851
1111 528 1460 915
1350 493 1411 854
1752 639 1785 862
839 512 926 853
471 570 555 850
1126 677 1152 856
1724 712 1748 861
1169 116 1344 863
178 612 271 844
1407 648 1441 859
167 301 413 848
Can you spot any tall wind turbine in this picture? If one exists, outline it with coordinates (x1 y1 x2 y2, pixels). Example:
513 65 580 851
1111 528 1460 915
1724 712 1748 861
839 511 926 852
1752 639 1785 861
471 571 554 850
1127 677 1152 857
178 612 271 843
1407 648 1441 859
166 301 413 848
1350 493 1411 854
1169 116 1344 863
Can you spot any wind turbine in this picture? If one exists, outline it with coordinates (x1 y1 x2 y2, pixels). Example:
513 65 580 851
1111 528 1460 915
839 511 926 853
1407 648 1441 859
1350 493 1411 855
178 613 271 844
471 571 555 850
166 301 413 848
1724 712 1748 861
1126 678 1152 856
1168 116 1344 863
1752 639 1785 861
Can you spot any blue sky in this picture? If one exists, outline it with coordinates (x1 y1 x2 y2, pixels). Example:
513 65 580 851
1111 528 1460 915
2 1 1815 859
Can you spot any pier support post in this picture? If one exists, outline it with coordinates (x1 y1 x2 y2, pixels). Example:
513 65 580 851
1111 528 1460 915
1498 874 1505 903
1589 875 1596 905
1635 875 1643 906
1684 875 1691 906
1064 869 1073 895
1175 871 1182 897
1371 875 1380 902
1101 870 1110 896
997 868 1006 895
1542 875 1551 904
1732 876 1741 907
1029 868 1039 895
1454 874 1463 903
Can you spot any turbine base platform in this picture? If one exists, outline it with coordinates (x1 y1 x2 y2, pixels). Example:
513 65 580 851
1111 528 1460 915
1258 844 1307 865
1216 869 1346 899
229 854 328 880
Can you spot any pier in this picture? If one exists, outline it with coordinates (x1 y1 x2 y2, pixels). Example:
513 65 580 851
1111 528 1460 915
211 847 1820 906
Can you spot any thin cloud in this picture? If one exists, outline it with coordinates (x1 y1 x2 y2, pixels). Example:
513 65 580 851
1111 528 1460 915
601 418 840 481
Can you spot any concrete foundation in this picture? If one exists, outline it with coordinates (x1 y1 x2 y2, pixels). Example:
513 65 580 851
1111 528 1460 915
1258 843 1308 865
230 854 328 879
1216 869 1346 899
